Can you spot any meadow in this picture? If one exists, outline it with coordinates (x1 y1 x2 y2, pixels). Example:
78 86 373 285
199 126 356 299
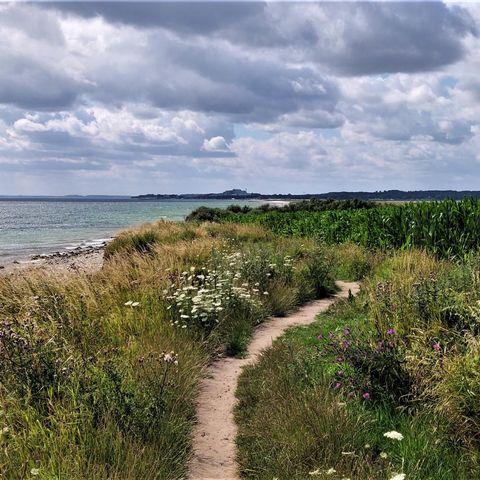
0 221 339 479
3 198 480 479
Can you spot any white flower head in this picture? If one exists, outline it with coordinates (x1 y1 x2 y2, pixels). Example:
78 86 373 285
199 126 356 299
326 468 336 475
390 474 406 480
384 431 404 441
308 469 321 476
124 300 133 306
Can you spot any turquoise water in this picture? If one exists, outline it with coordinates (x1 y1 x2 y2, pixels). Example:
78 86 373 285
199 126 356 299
0 199 261 263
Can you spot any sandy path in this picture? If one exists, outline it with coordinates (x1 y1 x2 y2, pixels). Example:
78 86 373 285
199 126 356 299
188 281 360 480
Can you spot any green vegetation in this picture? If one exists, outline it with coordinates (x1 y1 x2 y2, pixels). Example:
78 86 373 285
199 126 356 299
186 198 377 222
6 197 480 479
0 221 338 479
235 250 480 479
218 198 480 259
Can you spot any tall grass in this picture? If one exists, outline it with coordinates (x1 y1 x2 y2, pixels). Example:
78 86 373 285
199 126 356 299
235 250 480 479
224 198 480 258
0 221 337 478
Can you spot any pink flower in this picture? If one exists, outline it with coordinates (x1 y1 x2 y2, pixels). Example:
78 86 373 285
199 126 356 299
387 328 396 335
362 392 370 400
432 342 441 352
334 382 342 389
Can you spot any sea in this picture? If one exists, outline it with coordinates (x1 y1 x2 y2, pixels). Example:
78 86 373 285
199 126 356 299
0 198 262 264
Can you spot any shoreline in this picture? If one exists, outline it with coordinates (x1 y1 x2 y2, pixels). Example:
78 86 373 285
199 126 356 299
0 244 106 276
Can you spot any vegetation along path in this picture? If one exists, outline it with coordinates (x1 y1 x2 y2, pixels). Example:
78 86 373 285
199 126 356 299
188 280 360 480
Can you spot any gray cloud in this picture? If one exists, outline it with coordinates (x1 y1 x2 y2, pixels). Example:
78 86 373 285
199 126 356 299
1 2 480 195
48 2 265 32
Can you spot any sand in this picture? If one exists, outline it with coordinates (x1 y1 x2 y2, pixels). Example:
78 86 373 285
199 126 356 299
0 247 104 276
188 280 360 480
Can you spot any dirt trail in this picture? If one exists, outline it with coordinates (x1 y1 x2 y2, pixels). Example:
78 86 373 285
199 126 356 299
188 281 360 480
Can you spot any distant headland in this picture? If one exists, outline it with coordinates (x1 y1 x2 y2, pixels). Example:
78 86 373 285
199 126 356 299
132 189 480 201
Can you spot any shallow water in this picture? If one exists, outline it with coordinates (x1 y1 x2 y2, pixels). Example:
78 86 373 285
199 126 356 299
0 199 260 263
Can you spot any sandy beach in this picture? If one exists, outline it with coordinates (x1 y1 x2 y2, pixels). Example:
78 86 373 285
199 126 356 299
0 245 105 276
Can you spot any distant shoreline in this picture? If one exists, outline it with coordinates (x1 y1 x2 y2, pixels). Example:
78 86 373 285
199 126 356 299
3 189 480 202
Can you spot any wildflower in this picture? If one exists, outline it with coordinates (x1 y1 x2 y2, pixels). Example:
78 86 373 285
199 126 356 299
131 302 140 307
263 291 269 295
162 351 178 365
387 328 396 335
384 431 404 441
390 474 406 480
124 300 133 306
362 392 370 400
343 327 351 336
326 468 336 475
31 468 40 476
432 342 441 352
308 469 321 476
334 382 342 389
380 452 388 459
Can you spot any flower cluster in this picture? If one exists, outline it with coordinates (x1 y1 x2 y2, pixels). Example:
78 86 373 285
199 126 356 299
317 326 412 405
165 252 266 330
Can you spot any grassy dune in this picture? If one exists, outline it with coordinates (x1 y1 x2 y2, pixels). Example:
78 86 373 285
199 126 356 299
0 221 341 479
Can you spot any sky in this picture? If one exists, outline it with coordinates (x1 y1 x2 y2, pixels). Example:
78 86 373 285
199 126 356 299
1 1 480 195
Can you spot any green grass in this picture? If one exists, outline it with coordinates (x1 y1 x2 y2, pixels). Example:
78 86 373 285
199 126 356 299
0 221 340 479
235 250 480 479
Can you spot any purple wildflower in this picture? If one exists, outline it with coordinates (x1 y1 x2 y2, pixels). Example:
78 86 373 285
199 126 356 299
362 392 370 400
432 342 441 352
387 328 396 335
334 382 342 389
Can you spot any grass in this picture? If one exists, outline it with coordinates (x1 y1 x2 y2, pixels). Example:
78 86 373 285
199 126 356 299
215 198 480 259
0 221 340 479
6 208 480 479
235 250 480 479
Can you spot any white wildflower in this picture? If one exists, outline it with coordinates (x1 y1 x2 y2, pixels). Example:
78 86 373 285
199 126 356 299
308 469 321 476
390 474 406 480
384 431 404 441
124 300 133 306
326 468 336 475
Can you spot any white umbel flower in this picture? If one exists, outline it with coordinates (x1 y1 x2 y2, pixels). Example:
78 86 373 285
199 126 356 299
384 431 404 441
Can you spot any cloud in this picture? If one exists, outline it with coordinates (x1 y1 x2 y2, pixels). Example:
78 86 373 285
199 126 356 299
203 136 230 153
0 2 480 195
